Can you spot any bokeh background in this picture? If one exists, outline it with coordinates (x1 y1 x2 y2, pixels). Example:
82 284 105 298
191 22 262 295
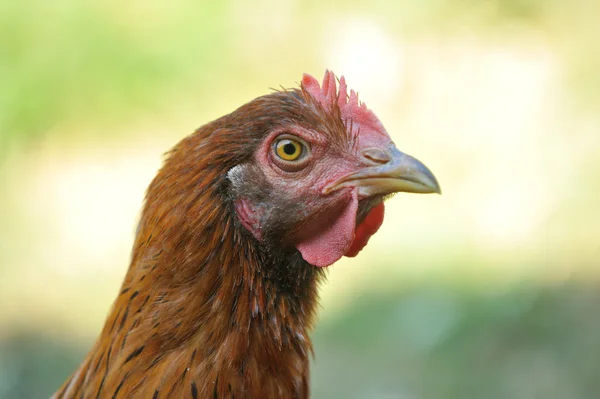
1 1 599 398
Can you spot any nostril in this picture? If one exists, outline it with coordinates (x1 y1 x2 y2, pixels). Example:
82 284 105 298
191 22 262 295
362 147 391 165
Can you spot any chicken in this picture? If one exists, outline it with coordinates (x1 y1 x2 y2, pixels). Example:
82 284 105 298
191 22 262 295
52 70 440 398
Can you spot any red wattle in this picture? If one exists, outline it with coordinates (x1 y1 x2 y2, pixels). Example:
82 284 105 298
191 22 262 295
344 203 385 257
296 191 358 267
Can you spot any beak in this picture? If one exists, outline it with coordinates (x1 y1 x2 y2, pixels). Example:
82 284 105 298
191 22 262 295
325 146 441 198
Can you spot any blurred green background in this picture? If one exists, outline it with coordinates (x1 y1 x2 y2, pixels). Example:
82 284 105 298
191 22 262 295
1 1 599 398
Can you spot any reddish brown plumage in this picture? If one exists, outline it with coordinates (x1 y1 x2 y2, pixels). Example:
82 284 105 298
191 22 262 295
53 71 440 398
54 87 331 399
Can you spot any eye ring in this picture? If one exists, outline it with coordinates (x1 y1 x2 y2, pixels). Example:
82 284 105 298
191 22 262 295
270 134 311 172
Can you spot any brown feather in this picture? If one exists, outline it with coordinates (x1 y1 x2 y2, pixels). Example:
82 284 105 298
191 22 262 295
52 88 338 398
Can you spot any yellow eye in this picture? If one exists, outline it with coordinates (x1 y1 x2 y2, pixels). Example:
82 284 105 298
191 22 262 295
275 138 304 161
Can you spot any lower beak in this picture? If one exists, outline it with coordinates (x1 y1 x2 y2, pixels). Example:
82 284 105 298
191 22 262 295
326 146 441 197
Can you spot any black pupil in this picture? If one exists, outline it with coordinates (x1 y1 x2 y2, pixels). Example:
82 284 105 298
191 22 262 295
283 142 297 156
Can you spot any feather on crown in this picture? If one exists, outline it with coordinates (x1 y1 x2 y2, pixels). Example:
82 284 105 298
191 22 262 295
301 70 385 136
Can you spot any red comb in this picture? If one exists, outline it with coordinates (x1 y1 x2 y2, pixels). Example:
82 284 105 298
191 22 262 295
301 70 385 136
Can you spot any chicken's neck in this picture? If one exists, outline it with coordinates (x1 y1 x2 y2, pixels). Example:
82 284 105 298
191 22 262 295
59 208 325 398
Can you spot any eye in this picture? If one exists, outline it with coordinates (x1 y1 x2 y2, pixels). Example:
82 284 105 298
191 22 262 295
274 138 305 162
270 135 311 172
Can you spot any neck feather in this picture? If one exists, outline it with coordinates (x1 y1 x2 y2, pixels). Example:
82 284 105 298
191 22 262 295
55 96 330 398
55 171 324 399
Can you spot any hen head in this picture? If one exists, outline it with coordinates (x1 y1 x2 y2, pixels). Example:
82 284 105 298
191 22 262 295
226 70 440 267
52 70 441 399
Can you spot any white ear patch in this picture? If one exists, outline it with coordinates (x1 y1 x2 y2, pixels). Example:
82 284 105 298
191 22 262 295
227 164 247 191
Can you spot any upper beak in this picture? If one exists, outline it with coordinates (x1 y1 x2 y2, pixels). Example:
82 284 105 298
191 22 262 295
325 146 441 198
